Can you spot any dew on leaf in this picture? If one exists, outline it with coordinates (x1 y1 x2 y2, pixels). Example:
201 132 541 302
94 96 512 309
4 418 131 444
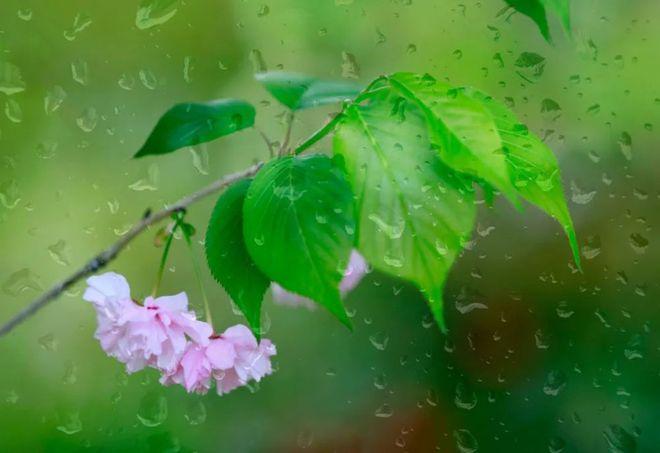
136 0 179 30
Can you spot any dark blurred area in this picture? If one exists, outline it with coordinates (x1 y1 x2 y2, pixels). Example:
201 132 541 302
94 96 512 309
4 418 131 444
0 0 658 451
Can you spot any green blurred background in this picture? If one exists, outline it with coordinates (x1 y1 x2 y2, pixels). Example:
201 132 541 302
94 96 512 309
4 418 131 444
0 0 658 451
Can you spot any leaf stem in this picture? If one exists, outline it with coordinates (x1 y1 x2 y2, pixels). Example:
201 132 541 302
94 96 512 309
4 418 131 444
278 111 295 156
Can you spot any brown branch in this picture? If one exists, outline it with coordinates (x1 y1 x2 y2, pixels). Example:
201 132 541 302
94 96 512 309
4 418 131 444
0 162 263 339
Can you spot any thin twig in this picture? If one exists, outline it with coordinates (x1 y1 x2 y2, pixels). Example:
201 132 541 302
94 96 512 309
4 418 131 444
0 162 263 339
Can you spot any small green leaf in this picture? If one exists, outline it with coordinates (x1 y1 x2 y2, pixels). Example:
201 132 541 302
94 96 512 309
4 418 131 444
255 72 362 111
205 179 270 336
243 154 355 328
333 87 477 330
465 88 580 269
134 99 255 158
387 72 519 205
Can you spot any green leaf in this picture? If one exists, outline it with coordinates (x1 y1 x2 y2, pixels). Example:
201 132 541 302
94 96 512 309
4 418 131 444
255 72 362 111
243 154 355 328
386 72 519 206
504 0 571 42
134 99 255 158
464 88 581 269
205 179 270 336
333 86 477 330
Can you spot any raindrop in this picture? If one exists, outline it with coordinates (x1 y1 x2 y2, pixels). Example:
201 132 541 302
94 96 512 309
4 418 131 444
5 99 23 123
56 411 82 435
63 13 92 41
48 240 71 266
2 268 41 296
618 132 632 161
543 370 567 396
44 85 67 114
76 107 99 132
454 429 478 453
369 332 389 351
374 403 393 418
341 51 360 79
184 399 207 425
454 382 477 410
137 392 168 427
136 0 179 30
71 59 89 85
629 233 648 255
0 61 26 95
139 69 158 90
548 436 566 453
603 425 636 453
38 333 58 352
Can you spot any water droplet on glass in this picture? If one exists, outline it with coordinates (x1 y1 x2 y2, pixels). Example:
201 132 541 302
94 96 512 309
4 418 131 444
137 392 168 427
374 403 393 418
48 240 71 266
0 61 26 95
136 0 179 30
543 370 567 396
2 268 41 296
369 332 389 351
71 59 89 85
76 107 99 132
44 85 67 115
5 99 23 123
603 425 636 453
184 399 207 425
63 13 92 41
341 51 360 79
454 429 478 453
56 411 82 435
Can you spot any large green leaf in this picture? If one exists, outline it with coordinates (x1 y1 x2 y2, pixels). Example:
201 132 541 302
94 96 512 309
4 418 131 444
205 179 270 337
387 72 519 205
504 0 571 42
255 72 362 111
134 100 255 158
333 87 477 330
243 154 355 328
464 88 580 268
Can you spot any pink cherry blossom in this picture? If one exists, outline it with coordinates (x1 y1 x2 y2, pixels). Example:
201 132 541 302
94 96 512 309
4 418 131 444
161 324 277 395
160 336 236 394
215 325 276 395
83 273 212 373
272 250 368 308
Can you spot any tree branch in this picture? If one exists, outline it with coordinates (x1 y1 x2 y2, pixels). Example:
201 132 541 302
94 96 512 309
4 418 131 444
0 162 263 339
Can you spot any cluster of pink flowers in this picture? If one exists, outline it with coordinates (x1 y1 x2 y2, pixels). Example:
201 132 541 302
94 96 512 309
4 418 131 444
83 272 276 395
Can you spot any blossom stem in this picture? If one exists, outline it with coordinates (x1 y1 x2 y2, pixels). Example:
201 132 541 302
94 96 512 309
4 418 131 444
152 221 178 297
181 222 213 326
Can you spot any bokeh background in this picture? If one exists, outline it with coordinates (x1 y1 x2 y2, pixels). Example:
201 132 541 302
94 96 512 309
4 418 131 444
1 0 658 451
